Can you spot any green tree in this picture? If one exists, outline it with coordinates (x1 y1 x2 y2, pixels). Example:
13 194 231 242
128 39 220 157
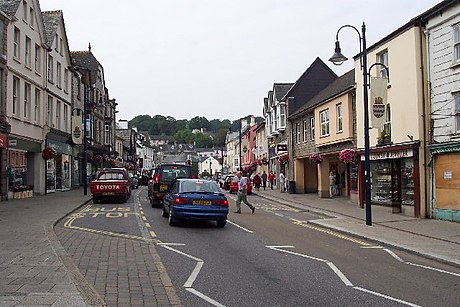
213 127 228 147
175 129 195 144
189 116 210 131
194 133 213 148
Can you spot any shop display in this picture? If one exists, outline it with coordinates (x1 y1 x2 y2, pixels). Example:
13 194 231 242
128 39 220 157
401 160 414 206
371 162 397 204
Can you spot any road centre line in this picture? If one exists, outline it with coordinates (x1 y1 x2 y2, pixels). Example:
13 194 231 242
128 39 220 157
227 220 253 233
268 246 420 306
186 288 226 307
353 287 421 307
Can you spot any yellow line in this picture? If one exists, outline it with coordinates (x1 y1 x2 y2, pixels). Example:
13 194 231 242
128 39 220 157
290 219 370 246
149 230 157 238
142 216 147 221
145 222 151 228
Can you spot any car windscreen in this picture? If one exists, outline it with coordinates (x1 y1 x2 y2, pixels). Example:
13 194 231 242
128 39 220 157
180 180 221 193
160 165 191 183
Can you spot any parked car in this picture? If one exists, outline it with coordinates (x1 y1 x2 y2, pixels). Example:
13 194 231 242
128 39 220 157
90 168 131 203
219 174 234 190
162 178 229 227
148 163 192 207
229 177 253 195
129 175 139 190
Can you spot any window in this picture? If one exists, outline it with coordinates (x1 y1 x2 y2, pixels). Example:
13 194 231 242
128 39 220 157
85 114 91 138
105 124 110 145
55 34 58 51
24 82 30 119
233 158 239 167
384 104 391 136
336 103 343 132
60 38 63 55
455 94 460 132
13 77 19 115
320 109 330 137
64 104 68 131
35 44 41 73
64 68 69 92
454 24 460 64
310 117 315 140
56 101 61 129
14 27 20 60
273 107 278 131
25 36 31 67
379 50 389 79
34 89 40 123
279 104 286 128
48 55 53 82
0 22 4 53
56 62 61 87
296 122 301 144
270 112 274 134
46 96 52 126
22 0 27 21
301 120 307 142
29 7 34 27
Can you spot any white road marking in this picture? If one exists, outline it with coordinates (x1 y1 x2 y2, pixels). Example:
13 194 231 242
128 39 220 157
267 246 420 306
354 287 421 307
227 220 253 233
159 243 226 307
406 262 460 277
383 248 404 262
186 288 226 307
184 262 204 288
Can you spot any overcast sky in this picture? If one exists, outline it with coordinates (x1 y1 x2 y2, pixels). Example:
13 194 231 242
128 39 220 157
40 0 442 122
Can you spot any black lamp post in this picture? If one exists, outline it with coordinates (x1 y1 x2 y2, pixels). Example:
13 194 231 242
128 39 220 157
329 22 372 225
239 119 242 172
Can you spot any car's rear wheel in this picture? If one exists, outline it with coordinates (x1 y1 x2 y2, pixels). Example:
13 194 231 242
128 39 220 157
217 219 227 228
168 209 177 226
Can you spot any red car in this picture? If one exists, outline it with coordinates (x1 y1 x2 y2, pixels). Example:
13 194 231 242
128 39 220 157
229 179 252 195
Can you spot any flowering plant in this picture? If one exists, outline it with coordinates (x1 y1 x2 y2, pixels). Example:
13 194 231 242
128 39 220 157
339 149 356 164
309 153 323 163
277 154 289 165
93 154 103 165
42 147 56 160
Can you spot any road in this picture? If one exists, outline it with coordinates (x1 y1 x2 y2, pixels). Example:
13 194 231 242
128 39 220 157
56 187 460 307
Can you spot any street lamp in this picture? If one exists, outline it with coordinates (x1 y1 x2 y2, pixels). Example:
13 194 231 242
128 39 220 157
329 23 372 225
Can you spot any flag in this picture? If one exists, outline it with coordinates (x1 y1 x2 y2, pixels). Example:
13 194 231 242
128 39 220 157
370 77 388 129
71 116 83 144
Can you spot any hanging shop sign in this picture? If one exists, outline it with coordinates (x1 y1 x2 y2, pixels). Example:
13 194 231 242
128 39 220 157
71 116 83 144
276 144 288 154
370 77 388 129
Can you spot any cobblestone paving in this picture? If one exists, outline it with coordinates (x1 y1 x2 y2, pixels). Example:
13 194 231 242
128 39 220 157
55 226 180 307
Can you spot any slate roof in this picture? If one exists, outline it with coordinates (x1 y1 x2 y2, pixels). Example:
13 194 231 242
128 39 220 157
0 0 21 18
71 50 102 84
41 10 62 47
282 57 338 114
273 83 294 101
289 69 355 119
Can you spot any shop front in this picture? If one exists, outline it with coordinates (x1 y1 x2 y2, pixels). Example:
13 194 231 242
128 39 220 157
429 143 460 222
359 144 420 217
7 137 42 198
47 139 73 192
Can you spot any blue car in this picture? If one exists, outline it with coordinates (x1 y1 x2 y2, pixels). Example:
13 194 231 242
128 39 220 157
162 179 229 227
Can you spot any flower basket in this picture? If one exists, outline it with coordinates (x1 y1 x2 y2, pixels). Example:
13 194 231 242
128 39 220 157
339 149 356 164
277 154 289 165
93 154 103 165
309 153 323 163
42 147 56 160
377 130 391 146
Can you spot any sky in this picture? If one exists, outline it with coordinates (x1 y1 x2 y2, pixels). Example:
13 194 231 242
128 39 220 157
40 0 443 122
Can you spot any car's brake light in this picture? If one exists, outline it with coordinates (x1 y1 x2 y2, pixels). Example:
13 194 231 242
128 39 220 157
174 197 189 205
215 199 229 206
148 179 153 184
191 175 196 179
154 174 160 183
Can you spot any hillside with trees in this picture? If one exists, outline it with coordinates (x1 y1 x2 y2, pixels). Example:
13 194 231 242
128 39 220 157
128 115 263 148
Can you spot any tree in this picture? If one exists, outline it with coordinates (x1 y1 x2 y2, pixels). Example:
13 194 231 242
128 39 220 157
175 129 195 144
213 128 228 147
194 133 213 148
189 116 210 131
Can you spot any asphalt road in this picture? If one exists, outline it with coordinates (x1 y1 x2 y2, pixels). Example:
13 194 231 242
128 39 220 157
59 187 460 307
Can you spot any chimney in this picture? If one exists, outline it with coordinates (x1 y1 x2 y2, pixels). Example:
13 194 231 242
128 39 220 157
250 115 255 126
241 118 247 128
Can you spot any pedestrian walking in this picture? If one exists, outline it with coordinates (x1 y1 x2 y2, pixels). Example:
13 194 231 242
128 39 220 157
235 171 256 214
268 171 275 190
329 170 336 198
279 171 285 192
261 171 268 190
253 173 261 191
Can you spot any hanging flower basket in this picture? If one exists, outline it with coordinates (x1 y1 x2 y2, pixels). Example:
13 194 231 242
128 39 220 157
339 149 356 164
93 154 103 165
277 154 289 165
309 153 323 163
42 147 56 160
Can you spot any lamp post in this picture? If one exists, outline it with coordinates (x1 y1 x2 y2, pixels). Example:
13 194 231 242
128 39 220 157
329 22 372 225
239 119 242 172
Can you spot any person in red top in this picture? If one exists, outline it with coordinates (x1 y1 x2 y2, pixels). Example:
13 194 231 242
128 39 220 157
253 173 261 191
268 171 275 190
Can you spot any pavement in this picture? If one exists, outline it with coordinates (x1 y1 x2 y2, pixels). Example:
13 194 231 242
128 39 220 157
1 186 459 306
253 187 460 268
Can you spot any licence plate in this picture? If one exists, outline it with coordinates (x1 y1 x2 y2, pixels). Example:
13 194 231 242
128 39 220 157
102 192 115 196
192 200 212 205
160 184 168 192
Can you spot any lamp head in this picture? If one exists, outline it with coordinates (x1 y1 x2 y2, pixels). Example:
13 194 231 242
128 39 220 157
329 40 348 66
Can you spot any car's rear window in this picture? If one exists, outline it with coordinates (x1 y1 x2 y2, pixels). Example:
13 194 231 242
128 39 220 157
180 180 220 193
98 172 125 180
160 165 191 183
